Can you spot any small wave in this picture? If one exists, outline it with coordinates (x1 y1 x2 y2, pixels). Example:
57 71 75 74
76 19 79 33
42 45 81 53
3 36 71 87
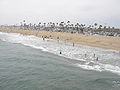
76 63 102 72
76 62 120 75
22 43 48 51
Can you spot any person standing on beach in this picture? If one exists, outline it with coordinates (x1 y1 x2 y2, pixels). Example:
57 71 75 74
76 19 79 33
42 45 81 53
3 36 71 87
57 37 59 42
73 43 74 47
42 36 45 40
43 38 45 40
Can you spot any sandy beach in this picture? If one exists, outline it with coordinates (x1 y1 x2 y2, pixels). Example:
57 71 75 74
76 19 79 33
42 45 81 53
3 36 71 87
0 27 120 50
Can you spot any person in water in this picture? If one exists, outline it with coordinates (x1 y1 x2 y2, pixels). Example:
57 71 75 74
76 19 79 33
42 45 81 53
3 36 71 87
85 54 87 58
93 54 96 58
60 51 62 54
96 57 99 61
60 50 62 54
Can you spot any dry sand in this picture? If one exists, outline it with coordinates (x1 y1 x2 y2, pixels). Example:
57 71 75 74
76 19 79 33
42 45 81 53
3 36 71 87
0 27 120 50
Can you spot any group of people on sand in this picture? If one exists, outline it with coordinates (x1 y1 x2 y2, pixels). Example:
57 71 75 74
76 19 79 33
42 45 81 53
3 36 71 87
41 35 51 40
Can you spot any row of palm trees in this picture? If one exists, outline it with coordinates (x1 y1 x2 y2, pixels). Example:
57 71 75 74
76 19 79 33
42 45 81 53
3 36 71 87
21 20 115 29
19 20 119 36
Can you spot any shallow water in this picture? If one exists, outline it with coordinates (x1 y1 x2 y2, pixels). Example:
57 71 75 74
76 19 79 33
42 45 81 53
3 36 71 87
0 32 120 75
0 40 120 90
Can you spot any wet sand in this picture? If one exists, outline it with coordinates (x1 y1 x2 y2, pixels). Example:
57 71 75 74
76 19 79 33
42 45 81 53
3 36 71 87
0 27 120 50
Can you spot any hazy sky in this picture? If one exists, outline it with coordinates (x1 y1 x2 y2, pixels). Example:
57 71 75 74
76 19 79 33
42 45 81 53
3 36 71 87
0 0 120 27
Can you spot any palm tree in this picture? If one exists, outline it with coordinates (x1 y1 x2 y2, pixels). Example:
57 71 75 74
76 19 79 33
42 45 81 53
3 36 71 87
38 22 41 30
94 23 97 29
23 20 25 23
103 26 106 29
103 26 107 32
67 21 70 30
33 24 36 30
38 22 41 26
112 27 115 29
52 23 55 28
80 24 85 33
76 23 79 31
43 23 46 27
71 24 74 30
67 21 70 24
59 22 64 29
23 20 26 30
47 23 50 27
56 23 59 28
98 25 102 29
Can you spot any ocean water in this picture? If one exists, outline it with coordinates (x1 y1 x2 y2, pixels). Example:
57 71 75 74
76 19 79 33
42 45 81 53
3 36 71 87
0 32 120 90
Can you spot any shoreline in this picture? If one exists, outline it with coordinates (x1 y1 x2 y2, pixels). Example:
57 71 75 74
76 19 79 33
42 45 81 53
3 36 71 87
1 30 120 75
0 27 120 50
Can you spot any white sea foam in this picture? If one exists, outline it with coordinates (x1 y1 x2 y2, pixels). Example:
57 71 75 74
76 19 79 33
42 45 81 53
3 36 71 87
76 62 120 75
0 32 120 75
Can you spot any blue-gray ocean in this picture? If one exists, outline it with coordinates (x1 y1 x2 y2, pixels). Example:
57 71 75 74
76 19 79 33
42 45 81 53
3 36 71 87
0 32 120 90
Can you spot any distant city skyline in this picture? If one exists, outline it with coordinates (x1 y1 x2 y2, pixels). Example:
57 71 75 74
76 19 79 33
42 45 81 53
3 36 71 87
0 0 120 28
